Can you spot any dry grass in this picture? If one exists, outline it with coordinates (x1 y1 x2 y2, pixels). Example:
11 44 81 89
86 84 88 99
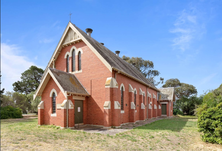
1 116 222 151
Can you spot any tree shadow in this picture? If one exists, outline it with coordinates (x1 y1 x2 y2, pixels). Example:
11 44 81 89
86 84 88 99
134 117 193 132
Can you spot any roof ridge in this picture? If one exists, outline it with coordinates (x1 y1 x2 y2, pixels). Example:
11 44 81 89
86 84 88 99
71 22 158 90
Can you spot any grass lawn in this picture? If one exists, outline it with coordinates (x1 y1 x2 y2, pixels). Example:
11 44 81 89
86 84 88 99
1 116 222 151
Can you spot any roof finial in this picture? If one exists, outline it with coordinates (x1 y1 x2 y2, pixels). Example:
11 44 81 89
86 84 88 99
69 13 72 22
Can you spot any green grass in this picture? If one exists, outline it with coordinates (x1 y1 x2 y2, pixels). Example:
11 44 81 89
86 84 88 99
1 117 222 151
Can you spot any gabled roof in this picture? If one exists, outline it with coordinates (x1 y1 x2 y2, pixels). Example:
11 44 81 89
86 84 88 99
72 23 158 91
49 68 89 96
33 68 89 100
43 22 159 91
159 87 175 101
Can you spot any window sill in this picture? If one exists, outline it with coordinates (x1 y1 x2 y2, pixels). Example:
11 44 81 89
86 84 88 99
70 70 82 74
51 113 57 117
121 110 124 113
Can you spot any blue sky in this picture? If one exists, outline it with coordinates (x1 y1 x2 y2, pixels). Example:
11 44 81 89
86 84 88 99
1 0 222 95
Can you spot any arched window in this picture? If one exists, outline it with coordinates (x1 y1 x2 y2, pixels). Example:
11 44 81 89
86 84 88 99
121 86 124 110
78 52 81 70
72 49 75 72
66 55 69 72
52 92 56 114
134 91 136 106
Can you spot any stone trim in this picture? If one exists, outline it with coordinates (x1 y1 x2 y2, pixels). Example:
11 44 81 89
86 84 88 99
131 102 136 109
73 95 85 100
149 104 152 109
51 113 57 117
64 51 70 59
129 84 134 92
69 46 77 57
120 83 125 91
60 100 74 109
105 77 118 88
153 93 156 99
139 88 143 95
38 101 44 109
50 88 57 97
141 103 145 109
114 101 121 109
104 101 111 109
159 105 161 109
147 91 151 98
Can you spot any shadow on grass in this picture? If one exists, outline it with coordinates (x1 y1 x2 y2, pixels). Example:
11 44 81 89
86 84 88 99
135 116 195 132
1 117 37 124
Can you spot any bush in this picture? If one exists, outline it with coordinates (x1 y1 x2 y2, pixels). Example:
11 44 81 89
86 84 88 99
197 102 222 144
0 106 23 119
173 109 183 115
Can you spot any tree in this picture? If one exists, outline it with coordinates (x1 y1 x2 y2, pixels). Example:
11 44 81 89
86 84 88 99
0 88 5 106
122 55 164 86
1 91 29 113
27 91 41 113
13 66 44 95
196 84 222 116
162 78 197 99
12 65 44 113
163 78 198 115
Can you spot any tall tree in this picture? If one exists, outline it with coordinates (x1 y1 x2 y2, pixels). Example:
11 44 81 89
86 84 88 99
162 78 197 99
122 55 164 86
163 78 198 115
13 66 44 95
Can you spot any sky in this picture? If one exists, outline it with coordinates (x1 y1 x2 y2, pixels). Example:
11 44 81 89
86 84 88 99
1 0 222 95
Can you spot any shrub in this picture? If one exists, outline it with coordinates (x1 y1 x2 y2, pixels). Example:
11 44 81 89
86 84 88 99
173 109 183 115
0 106 23 119
198 102 222 144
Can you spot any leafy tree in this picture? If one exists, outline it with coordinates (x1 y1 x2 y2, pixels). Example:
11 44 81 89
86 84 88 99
1 92 29 113
27 91 41 113
13 66 44 95
0 88 5 106
196 84 222 116
163 78 197 99
175 95 203 115
1 91 15 107
13 92 30 113
122 55 163 86
163 78 198 115
12 66 44 112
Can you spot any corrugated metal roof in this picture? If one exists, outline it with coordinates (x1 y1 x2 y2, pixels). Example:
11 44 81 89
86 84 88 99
49 68 89 96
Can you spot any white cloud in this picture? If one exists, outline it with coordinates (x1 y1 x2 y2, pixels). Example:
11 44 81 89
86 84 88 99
1 43 35 92
170 9 205 52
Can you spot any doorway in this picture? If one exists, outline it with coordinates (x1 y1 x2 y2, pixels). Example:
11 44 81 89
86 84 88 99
161 104 167 115
75 100 83 124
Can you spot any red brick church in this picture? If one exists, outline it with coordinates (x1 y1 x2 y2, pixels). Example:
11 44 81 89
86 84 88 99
34 22 174 128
